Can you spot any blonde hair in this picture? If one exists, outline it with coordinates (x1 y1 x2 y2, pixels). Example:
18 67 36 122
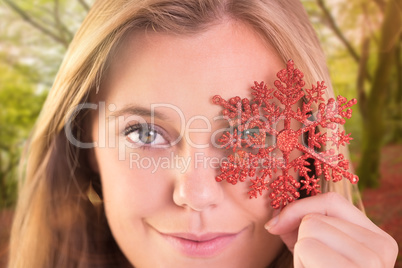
8 0 360 267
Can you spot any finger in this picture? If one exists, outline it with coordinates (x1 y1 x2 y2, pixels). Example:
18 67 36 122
310 213 397 256
294 238 356 268
303 214 398 267
266 192 380 235
298 214 385 267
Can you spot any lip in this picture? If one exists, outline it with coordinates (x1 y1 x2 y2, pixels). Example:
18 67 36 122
158 229 244 258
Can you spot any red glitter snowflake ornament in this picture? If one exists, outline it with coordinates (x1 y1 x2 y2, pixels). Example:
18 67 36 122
212 60 358 209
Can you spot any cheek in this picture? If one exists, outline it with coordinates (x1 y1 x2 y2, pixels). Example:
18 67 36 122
94 148 175 221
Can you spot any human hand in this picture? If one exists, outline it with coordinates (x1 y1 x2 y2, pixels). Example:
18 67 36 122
265 192 398 268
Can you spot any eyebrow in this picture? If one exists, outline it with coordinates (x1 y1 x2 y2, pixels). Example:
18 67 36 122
110 105 168 120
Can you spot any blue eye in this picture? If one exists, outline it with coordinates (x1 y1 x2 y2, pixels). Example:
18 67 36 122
124 123 169 147
242 127 260 139
230 126 275 149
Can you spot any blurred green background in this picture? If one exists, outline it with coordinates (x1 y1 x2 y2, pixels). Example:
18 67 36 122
0 0 401 266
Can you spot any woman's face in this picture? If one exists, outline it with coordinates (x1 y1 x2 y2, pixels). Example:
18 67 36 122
91 21 287 267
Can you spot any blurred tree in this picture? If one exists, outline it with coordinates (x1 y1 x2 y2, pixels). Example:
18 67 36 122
0 60 46 208
1 0 92 85
356 0 402 188
305 0 402 188
0 0 93 208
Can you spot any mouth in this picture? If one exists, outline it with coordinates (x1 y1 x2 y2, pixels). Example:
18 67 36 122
158 229 245 258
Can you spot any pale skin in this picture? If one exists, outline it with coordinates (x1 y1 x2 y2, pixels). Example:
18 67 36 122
90 20 398 267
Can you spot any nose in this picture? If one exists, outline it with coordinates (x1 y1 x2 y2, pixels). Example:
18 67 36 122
173 149 224 211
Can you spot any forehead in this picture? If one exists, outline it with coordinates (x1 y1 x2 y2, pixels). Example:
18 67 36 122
96 21 284 119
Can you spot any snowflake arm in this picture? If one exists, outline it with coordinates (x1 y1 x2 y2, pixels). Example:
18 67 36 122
212 60 359 209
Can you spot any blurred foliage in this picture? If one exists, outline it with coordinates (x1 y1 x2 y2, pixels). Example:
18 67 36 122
0 0 93 208
0 60 46 208
0 0 400 208
304 0 402 188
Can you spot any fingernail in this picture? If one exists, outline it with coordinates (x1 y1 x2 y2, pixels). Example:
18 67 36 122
264 215 279 231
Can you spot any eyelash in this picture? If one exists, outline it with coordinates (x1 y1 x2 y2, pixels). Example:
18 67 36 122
123 123 170 148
